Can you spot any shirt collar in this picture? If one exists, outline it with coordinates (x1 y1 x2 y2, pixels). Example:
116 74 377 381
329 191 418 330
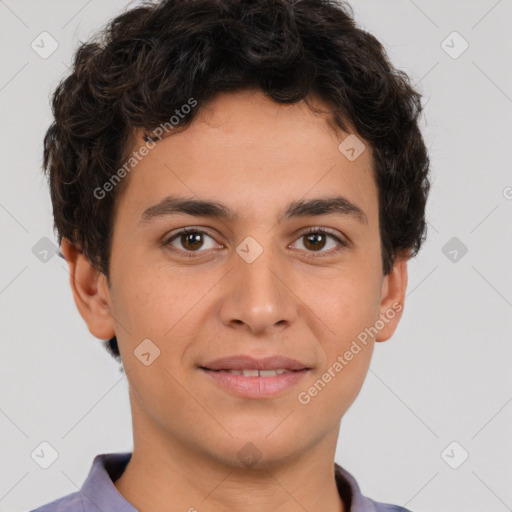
81 453 136 512
80 452 377 512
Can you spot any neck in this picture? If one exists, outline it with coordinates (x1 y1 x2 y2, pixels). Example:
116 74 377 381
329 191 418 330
114 420 345 512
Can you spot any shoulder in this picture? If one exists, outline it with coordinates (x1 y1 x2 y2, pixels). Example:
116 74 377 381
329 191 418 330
366 497 414 512
26 452 132 512
28 491 84 512
334 462 413 512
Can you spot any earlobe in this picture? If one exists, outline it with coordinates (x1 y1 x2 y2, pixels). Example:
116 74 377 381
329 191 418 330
60 238 116 340
374 251 409 343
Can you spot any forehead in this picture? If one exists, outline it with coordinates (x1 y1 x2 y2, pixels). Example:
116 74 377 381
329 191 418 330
116 89 378 226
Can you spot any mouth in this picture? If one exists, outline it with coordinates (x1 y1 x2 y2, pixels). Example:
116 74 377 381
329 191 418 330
198 355 312 398
199 368 305 377
200 354 311 372
199 365 310 398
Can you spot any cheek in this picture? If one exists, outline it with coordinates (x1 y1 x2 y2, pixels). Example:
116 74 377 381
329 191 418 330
299 342 373 430
112 267 195 335
112 272 199 414
298 286 376 420
300 273 379 404
308 269 381 340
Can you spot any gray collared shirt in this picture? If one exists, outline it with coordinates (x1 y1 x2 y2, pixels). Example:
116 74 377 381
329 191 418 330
29 452 412 512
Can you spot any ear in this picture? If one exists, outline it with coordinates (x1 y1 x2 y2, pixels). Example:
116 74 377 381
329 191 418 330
374 251 409 343
60 238 116 340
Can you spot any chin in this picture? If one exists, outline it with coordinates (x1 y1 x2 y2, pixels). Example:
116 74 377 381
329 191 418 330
206 430 307 471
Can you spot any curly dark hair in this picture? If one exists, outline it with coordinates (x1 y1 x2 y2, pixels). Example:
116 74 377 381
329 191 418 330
43 0 431 361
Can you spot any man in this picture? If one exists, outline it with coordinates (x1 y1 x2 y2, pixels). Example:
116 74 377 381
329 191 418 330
33 0 430 510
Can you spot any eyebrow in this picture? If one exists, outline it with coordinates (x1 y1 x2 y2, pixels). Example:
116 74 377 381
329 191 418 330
140 195 368 226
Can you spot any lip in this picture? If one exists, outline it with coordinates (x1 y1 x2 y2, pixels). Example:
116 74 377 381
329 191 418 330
201 355 310 371
200 367 310 399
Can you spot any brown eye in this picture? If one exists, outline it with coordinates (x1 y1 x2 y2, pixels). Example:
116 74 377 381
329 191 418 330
303 232 328 251
179 231 204 251
292 228 347 256
164 228 219 255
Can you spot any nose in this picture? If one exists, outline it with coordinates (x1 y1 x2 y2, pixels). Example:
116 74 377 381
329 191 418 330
217 245 298 336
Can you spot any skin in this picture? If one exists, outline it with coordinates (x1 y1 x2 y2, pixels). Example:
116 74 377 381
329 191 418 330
61 88 408 512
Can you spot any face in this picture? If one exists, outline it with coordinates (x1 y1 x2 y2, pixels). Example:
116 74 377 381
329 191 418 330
65 88 407 469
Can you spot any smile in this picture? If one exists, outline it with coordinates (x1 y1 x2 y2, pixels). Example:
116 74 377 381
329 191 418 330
200 367 309 398
210 368 296 376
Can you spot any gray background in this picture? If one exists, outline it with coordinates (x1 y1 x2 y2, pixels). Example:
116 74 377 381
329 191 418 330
1 1 511 511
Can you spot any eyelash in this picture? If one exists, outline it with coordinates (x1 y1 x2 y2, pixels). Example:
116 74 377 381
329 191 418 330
162 227 349 258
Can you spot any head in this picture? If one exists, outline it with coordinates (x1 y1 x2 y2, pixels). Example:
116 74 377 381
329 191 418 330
45 0 429 468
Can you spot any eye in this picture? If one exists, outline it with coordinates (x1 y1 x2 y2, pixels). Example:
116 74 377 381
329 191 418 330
162 226 348 258
163 228 221 256
290 227 348 256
